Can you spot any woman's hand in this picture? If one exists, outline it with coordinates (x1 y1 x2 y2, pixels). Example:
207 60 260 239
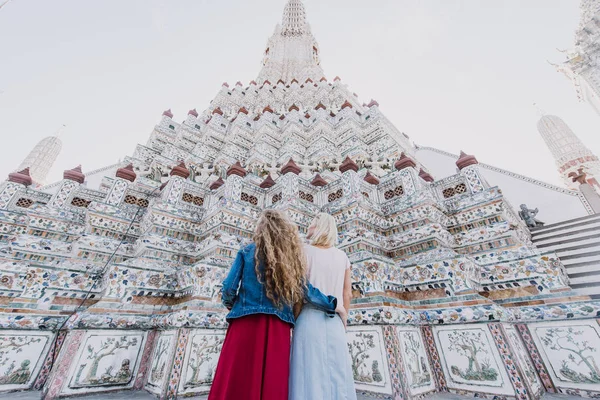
336 305 348 330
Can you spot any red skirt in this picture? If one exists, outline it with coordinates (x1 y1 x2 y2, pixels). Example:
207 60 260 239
208 314 292 400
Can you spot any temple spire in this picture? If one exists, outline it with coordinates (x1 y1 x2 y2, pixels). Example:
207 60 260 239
282 0 308 36
257 0 325 84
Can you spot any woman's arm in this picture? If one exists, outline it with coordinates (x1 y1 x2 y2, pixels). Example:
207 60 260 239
221 249 244 309
342 268 352 327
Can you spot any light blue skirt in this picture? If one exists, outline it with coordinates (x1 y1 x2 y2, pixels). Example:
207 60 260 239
289 307 357 400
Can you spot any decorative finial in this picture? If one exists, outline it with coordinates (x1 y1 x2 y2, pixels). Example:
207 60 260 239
116 164 136 182
419 169 434 182
456 151 478 170
170 162 190 179
227 161 248 178
311 174 327 187
339 156 359 173
364 171 380 185
394 153 417 170
281 158 301 175
8 168 33 186
162 109 173 118
260 174 276 189
209 177 225 190
63 165 85 184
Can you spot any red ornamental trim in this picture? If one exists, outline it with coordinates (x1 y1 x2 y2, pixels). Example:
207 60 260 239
134 331 157 390
421 325 448 391
33 330 68 390
44 331 86 399
166 329 190 399
8 167 33 186
515 324 556 392
382 326 407 399
488 323 528 400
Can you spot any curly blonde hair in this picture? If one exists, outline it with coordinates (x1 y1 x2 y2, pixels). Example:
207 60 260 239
253 210 307 307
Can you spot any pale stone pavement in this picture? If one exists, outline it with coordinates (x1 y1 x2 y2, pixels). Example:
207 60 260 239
0 391 583 399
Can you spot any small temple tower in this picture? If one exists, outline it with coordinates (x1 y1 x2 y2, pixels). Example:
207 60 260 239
537 113 600 193
554 0 600 115
16 135 62 186
257 0 325 83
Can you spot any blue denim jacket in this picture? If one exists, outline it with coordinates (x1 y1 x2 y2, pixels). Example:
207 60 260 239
221 243 337 325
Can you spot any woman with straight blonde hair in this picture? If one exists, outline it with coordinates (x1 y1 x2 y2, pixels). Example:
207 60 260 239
209 210 336 400
289 212 356 400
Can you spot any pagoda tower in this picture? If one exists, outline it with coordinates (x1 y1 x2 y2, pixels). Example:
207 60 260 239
555 0 600 115
537 113 600 193
16 135 62 186
0 1 598 399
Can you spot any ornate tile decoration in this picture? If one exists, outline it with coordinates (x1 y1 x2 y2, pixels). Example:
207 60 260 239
0 1 596 399
145 331 177 395
503 324 544 399
48 180 78 208
44 330 85 400
0 183 20 210
516 324 556 393
166 328 189 400
488 323 528 400
0 330 54 393
528 320 600 395
421 325 447 392
178 329 225 396
396 326 436 397
382 325 406 399
60 331 146 396
347 327 393 395
432 324 514 396
462 166 485 193
134 330 157 390
33 330 67 390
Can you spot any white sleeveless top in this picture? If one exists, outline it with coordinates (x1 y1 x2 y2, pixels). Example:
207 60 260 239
304 244 350 304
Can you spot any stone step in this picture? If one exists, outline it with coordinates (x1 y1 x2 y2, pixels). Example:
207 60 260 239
535 235 600 252
565 261 600 276
532 225 600 245
554 244 600 259
559 249 600 262
532 219 600 240
569 271 600 284
531 213 600 234
562 255 600 268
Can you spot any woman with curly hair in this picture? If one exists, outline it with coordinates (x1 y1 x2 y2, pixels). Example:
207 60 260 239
209 210 336 400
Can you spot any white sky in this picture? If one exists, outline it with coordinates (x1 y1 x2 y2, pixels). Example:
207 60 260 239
0 0 599 187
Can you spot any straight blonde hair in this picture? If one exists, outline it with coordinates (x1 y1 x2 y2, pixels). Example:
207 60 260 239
307 213 338 247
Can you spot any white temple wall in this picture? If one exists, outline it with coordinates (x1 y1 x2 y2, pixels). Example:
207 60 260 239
346 325 393 396
58 330 147 397
0 330 54 393
432 324 516 397
528 320 600 397
177 328 225 397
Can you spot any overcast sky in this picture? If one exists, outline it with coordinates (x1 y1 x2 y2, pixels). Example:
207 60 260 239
1 0 599 187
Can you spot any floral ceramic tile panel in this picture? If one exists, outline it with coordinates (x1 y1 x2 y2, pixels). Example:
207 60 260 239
178 329 225 396
530 320 600 391
63 331 146 396
0 330 53 392
145 331 176 394
503 324 543 397
433 325 514 396
396 327 436 396
347 327 392 395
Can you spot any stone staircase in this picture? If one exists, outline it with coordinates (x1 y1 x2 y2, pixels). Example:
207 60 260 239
531 213 600 299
